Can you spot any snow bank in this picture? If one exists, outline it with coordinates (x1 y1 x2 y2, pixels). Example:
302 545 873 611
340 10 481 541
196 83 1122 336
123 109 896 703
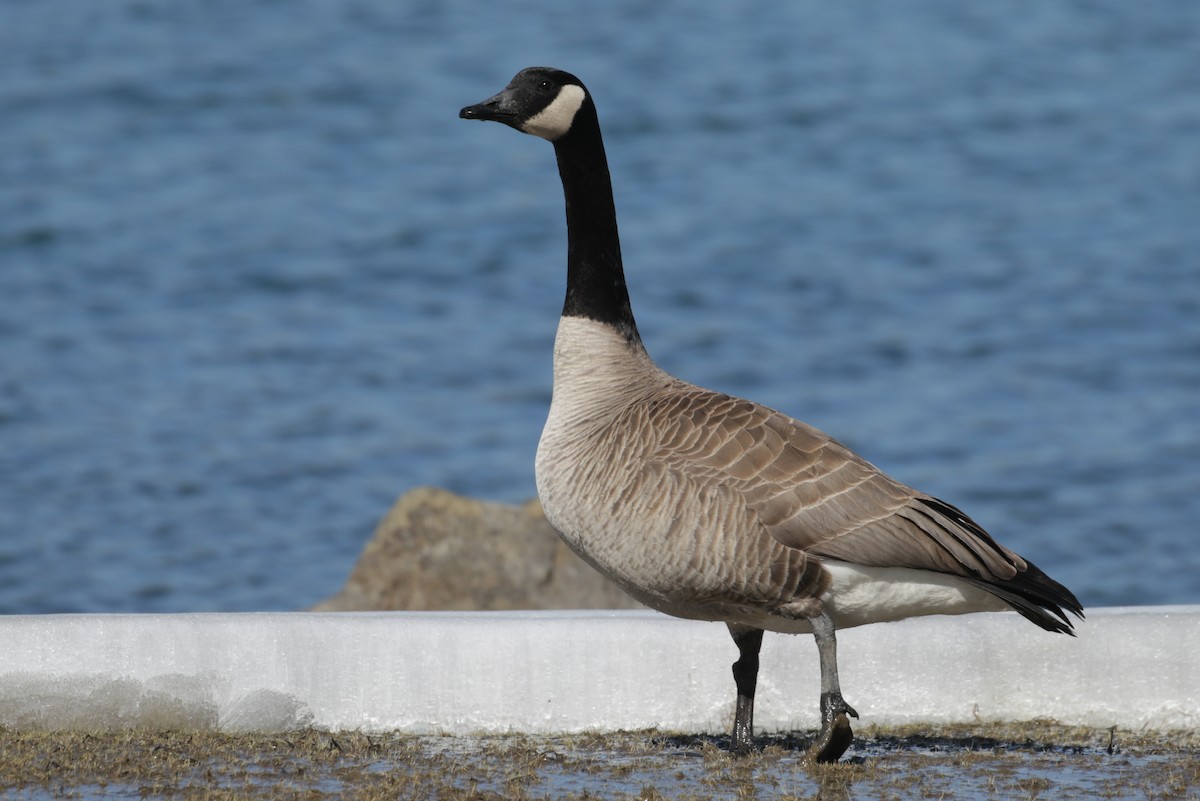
0 607 1195 733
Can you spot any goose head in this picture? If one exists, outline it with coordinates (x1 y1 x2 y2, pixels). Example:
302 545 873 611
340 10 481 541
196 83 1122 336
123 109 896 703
459 67 589 142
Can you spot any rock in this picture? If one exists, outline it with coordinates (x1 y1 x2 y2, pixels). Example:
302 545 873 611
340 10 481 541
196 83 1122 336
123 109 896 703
313 487 641 611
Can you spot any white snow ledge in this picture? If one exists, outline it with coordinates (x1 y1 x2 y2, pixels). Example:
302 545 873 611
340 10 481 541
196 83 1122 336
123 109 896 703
0 607 1196 734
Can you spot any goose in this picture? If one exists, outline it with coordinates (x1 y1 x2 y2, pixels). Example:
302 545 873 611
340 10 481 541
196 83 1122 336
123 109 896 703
459 67 1083 763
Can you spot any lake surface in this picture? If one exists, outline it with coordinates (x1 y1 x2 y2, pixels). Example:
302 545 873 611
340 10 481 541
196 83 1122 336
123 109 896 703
2 0 1198 613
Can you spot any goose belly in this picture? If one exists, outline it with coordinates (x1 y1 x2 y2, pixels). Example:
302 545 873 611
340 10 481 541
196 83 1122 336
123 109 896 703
536 467 722 614
535 448 798 621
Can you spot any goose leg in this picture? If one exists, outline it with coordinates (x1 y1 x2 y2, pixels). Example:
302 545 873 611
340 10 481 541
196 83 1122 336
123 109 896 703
726 623 764 754
807 610 858 763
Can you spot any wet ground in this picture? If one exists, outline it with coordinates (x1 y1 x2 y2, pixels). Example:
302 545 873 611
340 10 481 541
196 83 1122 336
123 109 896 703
1 722 1196 800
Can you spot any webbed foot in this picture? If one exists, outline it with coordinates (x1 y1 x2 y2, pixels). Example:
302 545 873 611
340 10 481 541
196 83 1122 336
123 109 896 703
806 692 859 764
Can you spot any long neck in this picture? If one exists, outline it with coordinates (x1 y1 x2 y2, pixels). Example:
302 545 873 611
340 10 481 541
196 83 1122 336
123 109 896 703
551 105 642 345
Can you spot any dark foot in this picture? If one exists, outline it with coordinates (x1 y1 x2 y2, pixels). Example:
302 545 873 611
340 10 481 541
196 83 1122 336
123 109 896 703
806 712 854 764
821 691 859 723
806 692 859 764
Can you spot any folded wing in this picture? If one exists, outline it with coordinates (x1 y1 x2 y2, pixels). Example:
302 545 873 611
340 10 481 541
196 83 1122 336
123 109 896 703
644 385 1083 632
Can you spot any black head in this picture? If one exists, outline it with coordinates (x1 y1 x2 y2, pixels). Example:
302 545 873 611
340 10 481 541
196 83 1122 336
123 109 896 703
459 67 589 141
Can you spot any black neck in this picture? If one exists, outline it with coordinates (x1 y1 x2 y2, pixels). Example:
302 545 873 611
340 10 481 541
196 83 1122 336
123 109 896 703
551 101 641 345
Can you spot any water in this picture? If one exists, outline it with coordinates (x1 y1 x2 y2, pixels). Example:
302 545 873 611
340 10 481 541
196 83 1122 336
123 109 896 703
1 0 1197 613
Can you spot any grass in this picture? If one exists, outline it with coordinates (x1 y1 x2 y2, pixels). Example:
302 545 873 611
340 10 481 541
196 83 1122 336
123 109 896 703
0 722 1197 800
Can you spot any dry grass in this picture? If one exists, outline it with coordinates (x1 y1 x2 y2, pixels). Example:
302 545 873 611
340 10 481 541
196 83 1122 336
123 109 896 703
0 722 1196 800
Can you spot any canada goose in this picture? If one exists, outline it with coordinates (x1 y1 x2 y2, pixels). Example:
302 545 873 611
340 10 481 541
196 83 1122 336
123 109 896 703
460 67 1083 763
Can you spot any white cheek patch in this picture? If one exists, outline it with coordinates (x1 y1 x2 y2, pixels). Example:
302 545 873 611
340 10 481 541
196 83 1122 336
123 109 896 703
521 84 586 141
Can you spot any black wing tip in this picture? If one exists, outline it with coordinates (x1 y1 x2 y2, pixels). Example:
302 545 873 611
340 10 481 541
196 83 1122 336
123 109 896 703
913 496 1085 633
968 557 1084 635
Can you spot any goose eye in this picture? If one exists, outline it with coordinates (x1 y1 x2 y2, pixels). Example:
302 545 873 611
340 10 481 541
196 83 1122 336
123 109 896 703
538 80 553 91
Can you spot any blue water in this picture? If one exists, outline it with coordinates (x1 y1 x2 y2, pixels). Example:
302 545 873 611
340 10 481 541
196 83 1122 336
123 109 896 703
2 1 1197 613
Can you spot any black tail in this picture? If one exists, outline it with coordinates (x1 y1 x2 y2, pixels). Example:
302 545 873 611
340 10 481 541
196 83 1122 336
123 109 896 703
966 559 1085 635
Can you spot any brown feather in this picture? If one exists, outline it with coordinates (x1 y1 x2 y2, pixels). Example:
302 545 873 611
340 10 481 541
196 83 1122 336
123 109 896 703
644 383 1032 585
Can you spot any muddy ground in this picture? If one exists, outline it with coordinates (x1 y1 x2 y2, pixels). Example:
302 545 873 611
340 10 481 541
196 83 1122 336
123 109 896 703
1 722 1196 800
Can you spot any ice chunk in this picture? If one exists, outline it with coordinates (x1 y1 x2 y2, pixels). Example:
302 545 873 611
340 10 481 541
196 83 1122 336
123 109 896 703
221 689 314 733
0 608 1194 733
0 673 218 730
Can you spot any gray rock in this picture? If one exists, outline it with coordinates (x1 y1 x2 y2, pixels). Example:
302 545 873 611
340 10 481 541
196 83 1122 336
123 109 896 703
313 487 641 611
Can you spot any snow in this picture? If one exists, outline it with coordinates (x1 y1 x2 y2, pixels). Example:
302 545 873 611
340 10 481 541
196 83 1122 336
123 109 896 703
0 607 1195 733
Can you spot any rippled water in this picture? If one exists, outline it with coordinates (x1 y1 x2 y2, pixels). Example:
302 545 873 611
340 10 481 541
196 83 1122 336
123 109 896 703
2 1 1197 612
